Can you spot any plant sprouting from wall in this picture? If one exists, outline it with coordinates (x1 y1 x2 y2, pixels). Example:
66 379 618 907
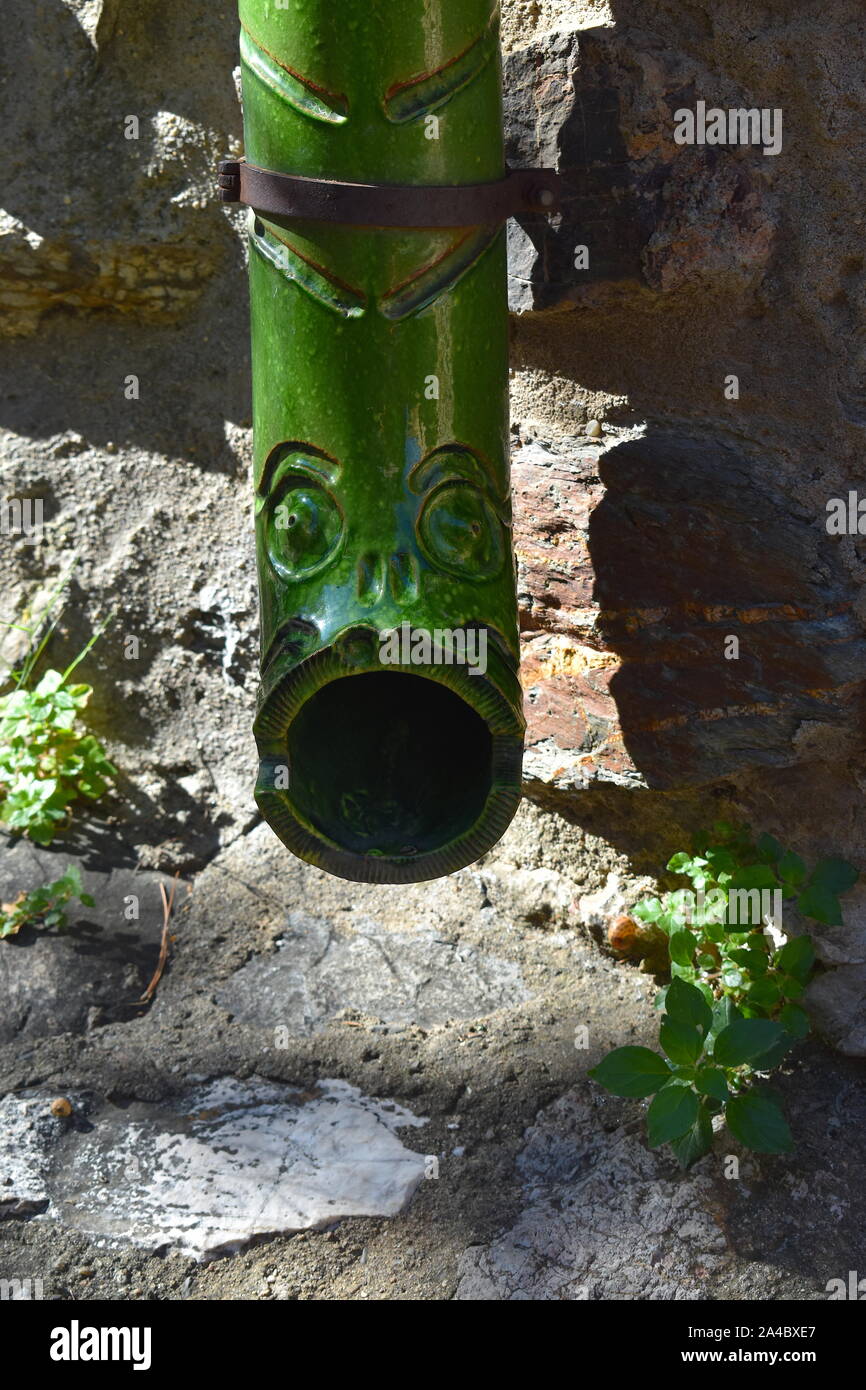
0 576 116 844
0 864 94 939
590 822 859 1167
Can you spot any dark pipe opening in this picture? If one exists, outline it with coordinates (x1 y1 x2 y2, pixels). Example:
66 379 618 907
287 672 493 858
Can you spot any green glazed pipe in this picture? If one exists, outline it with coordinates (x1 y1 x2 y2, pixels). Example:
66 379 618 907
239 0 524 884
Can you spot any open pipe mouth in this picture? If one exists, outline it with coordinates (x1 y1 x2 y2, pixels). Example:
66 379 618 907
254 636 524 883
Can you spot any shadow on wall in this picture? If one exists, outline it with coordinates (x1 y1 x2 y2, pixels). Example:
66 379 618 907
506 1 866 823
0 0 249 472
506 3 866 439
588 430 866 790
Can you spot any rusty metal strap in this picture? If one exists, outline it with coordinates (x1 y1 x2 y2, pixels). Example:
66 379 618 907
217 158 562 227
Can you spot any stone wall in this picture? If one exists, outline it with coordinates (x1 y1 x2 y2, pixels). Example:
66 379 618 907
1 0 864 1051
503 0 866 1049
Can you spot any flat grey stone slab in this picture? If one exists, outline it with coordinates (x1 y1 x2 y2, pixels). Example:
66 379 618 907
216 913 528 1034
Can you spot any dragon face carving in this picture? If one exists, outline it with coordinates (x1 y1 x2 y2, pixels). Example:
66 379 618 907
257 440 514 678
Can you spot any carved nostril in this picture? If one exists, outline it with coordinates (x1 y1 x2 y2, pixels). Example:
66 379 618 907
390 551 419 603
357 552 385 604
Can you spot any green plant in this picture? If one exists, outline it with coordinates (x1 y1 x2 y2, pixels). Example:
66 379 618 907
0 864 94 939
590 822 859 1167
0 598 115 844
0 669 116 844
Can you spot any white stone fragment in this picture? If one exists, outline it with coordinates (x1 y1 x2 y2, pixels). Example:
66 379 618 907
0 1079 428 1261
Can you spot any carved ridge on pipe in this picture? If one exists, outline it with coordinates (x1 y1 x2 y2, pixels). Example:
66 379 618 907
239 27 349 125
238 0 526 883
383 4 501 123
249 213 368 318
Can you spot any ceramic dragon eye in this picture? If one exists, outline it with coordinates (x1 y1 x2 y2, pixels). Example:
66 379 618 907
265 479 344 581
418 482 505 581
238 0 524 883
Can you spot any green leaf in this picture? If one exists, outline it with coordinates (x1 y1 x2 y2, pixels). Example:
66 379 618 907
752 1033 796 1071
695 888 729 927
33 670 64 696
665 977 712 1035
633 897 663 923
79 892 96 908
747 979 782 1009
660 1016 704 1065
666 852 692 873
727 947 768 976
779 975 805 1000
809 858 859 895
705 848 736 876
729 865 778 891
776 935 815 981
713 1018 787 1069
78 774 107 799
725 1092 793 1154
797 884 842 927
756 832 784 863
696 980 715 1009
670 1102 714 1169
777 850 806 887
695 1065 730 1104
709 1001 740 1048
669 888 697 921
647 1083 699 1147
779 1003 810 1039
670 962 697 983
589 1047 671 1099
669 930 696 967
702 919 727 944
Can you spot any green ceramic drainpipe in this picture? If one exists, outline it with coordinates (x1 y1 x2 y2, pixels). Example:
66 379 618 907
239 0 524 884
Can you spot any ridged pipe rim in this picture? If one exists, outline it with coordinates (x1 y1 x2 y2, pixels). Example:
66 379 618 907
254 634 524 884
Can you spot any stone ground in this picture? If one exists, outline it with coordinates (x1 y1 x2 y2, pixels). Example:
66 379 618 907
1 804 865 1301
